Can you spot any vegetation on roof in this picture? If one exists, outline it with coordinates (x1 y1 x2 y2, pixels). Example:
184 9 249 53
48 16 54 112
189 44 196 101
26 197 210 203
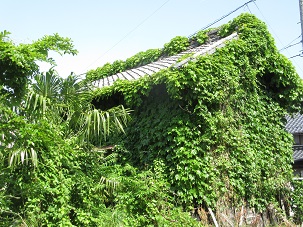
85 29 212 82
91 13 303 225
1 12 303 226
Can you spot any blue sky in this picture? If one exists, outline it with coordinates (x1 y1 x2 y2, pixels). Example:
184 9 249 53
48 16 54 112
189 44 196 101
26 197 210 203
1 0 303 78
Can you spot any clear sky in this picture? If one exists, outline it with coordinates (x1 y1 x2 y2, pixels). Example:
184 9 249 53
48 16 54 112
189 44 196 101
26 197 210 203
1 0 303 79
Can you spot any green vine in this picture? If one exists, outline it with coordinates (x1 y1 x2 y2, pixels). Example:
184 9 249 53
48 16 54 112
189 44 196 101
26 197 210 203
176 53 194 63
162 36 189 56
195 30 209 45
125 48 162 69
86 28 217 82
93 13 303 214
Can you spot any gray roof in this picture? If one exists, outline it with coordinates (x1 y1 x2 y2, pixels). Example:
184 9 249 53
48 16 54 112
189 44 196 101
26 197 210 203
91 30 303 164
93 33 238 88
285 113 303 163
285 113 303 134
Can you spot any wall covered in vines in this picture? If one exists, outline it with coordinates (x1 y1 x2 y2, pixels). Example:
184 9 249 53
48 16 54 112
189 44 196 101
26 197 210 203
92 13 303 214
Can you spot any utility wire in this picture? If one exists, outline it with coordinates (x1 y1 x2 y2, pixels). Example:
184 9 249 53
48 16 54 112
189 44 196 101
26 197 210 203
289 54 302 59
253 1 284 45
245 3 252 14
279 35 301 51
80 0 254 78
82 0 171 74
188 0 256 38
280 40 301 52
252 1 303 75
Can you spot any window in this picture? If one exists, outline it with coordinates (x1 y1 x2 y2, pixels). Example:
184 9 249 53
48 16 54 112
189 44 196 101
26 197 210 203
294 134 303 145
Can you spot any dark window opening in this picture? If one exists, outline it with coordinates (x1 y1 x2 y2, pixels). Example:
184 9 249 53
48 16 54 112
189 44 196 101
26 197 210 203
294 134 303 145
92 92 125 111
147 84 169 100
294 160 303 177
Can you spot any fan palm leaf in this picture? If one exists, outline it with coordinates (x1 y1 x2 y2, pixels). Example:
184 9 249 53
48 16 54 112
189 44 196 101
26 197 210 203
9 147 37 167
79 106 131 146
7 68 131 167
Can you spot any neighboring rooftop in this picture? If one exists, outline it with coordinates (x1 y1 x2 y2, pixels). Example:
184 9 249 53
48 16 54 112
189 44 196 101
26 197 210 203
92 32 238 89
285 113 303 134
285 113 303 163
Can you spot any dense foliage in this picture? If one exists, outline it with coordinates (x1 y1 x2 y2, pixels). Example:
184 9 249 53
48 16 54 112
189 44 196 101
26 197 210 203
0 31 77 101
2 13 303 226
0 70 131 226
291 180 303 223
92 13 303 224
0 32 132 226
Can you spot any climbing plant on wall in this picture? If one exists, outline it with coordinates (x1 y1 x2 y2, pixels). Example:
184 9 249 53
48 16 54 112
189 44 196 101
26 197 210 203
92 13 303 219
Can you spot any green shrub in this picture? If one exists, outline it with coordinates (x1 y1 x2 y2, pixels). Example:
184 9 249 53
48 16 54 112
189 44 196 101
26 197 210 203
163 36 189 56
195 30 209 45
125 49 162 69
291 180 303 224
114 161 202 226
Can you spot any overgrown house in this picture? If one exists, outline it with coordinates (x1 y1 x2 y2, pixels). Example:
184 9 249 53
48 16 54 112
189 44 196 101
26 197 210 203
87 13 303 223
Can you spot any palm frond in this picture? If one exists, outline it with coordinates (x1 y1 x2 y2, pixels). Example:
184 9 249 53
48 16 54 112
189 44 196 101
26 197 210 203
33 69 62 99
78 106 131 145
25 70 61 116
8 147 38 167
61 73 92 109
99 176 120 195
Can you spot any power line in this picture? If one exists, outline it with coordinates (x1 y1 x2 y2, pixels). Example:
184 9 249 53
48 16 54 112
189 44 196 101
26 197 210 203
82 0 171 74
280 41 301 52
188 0 256 38
252 1 303 75
279 35 301 51
245 3 253 14
289 54 302 59
252 1 284 46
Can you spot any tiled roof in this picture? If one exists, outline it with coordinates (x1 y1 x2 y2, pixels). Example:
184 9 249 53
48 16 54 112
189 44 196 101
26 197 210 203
285 114 303 163
294 146 303 162
285 113 303 134
93 32 238 88
91 28 303 165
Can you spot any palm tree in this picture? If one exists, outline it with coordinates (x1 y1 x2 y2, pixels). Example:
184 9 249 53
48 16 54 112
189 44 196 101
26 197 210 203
0 70 130 226
7 68 131 166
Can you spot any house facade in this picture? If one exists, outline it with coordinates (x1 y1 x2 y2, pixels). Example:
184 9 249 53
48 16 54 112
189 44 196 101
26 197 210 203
88 14 303 224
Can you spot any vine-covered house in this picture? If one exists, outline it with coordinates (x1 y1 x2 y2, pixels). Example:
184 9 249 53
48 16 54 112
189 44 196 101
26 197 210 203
87 13 303 223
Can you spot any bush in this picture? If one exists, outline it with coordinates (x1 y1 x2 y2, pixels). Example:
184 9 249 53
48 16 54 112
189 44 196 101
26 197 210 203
291 180 303 224
163 36 189 56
